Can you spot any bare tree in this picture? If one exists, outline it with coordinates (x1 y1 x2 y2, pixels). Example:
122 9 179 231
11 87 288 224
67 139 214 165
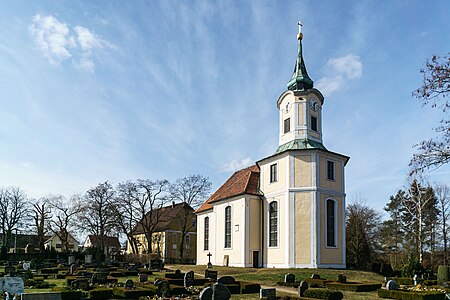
346 197 382 269
32 198 51 253
169 175 211 259
411 53 450 174
134 179 169 254
79 181 117 253
435 183 450 264
113 181 140 254
47 195 82 252
0 187 30 249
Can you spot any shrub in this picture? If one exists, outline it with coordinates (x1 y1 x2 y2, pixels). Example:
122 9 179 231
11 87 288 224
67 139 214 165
170 284 187 296
109 271 124 277
401 258 424 277
304 288 343 300
113 287 155 299
377 289 445 300
241 282 261 294
89 288 113 300
437 265 450 283
277 282 300 288
387 277 414 285
305 279 333 288
61 290 83 300
325 282 382 292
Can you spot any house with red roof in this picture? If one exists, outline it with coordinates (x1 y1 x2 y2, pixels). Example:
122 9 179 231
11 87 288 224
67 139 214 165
196 25 349 268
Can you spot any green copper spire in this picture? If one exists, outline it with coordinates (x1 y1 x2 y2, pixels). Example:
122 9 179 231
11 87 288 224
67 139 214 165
287 21 313 91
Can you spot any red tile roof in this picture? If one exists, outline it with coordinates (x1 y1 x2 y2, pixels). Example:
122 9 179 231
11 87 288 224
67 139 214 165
86 235 121 249
132 202 194 235
196 164 261 213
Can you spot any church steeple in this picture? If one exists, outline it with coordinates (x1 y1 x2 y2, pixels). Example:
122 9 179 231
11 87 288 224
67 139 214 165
287 21 313 91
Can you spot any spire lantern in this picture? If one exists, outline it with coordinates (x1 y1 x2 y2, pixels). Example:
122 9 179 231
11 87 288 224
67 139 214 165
287 20 313 92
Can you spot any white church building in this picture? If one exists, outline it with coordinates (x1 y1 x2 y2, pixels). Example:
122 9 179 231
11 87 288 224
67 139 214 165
196 24 349 269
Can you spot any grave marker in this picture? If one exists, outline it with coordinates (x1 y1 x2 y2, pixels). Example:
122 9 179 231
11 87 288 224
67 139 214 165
260 288 276 300
310 274 321 279
125 279 134 290
386 280 399 291
284 273 295 284
200 284 231 300
298 281 309 297
184 270 194 288
139 273 148 283
205 269 218 281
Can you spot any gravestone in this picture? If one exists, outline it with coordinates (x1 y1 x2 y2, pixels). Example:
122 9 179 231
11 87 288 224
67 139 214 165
0 277 24 295
338 274 346 283
127 265 138 272
184 270 194 288
260 288 276 300
413 274 419 285
207 252 213 268
21 292 62 300
154 279 163 297
310 274 321 279
175 269 182 278
205 269 218 281
125 279 134 290
91 273 108 284
223 255 229 267
85 254 93 264
139 273 148 283
386 280 399 291
160 281 171 298
68 256 75 265
298 281 309 297
284 273 295 284
150 259 163 270
22 262 31 271
71 279 89 290
200 283 231 300
217 276 236 285
5 266 16 276
69 263 79 275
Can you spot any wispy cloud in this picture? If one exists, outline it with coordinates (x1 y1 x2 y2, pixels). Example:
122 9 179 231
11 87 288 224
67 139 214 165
316 54 362 96
220 158 253 173
29 14 114 72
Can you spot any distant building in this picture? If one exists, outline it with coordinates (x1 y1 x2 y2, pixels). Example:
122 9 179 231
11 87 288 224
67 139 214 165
44 232 79 252
128 202 197 264
0 234 40 253
84 235 121 257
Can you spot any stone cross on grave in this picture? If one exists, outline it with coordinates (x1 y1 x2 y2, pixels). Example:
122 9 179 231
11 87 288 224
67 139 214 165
207 252 213 268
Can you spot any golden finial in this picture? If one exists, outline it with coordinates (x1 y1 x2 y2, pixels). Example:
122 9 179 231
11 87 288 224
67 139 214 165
297 20 303 40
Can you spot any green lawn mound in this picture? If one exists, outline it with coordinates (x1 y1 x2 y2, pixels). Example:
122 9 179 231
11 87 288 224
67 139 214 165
378 289 445 300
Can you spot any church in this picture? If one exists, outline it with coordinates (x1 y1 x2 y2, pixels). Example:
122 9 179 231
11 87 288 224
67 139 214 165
196 24 349 269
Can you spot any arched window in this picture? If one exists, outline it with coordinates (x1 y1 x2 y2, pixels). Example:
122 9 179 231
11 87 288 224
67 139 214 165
204 217 209 251
224 206 232 248
326 199 336 247
269 201 278 247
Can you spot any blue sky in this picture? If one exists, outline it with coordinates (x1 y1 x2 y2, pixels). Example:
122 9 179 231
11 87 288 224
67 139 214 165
1 1 449 214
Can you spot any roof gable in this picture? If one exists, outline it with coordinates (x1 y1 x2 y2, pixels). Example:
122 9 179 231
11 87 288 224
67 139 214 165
196 164 261 213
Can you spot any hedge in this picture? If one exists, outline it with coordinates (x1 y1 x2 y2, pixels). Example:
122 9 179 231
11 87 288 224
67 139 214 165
61 290 83 300
113 287 155 299
89 288 113 300
241 282 261 294
325 282 382 292
109 271 124 277
387 277 414 285
138 269 153 275
277 282 300 288
303 288 343 300
305 279 333 288
377 289 445 300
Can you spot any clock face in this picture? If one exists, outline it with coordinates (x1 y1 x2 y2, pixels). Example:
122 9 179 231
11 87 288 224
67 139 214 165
310 98 319 111
284 102 291 113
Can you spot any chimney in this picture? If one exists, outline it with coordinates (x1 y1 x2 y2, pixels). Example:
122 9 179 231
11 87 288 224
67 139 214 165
172 201 175 209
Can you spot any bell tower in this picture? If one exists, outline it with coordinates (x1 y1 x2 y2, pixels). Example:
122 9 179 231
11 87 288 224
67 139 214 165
277 21 325 153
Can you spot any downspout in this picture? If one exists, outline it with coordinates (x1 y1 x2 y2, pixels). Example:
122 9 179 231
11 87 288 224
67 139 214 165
259 194 264 268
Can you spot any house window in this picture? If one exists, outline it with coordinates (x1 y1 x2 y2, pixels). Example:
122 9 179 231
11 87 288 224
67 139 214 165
192 219 196 227
186 248 190 256
311 116 318 132
185 234 190 246
284 118 291 133
326 199 336 247
270 163 277 183
269 201 278 247
225 206 232 248
204 217 209 251
327 160 335 180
